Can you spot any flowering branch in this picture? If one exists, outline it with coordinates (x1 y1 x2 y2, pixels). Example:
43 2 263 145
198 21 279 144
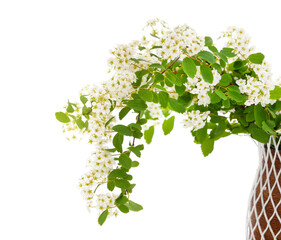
55 19 281 226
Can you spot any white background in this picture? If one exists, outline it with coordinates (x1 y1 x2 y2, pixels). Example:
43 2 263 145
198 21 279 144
0 0 280 239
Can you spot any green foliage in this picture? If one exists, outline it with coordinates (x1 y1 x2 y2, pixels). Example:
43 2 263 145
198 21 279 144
270 86 281 100
126 200 143 211
112 125 133 136
55 112 70 123
128 144 144 158
138 89 154 102
227 89 244 103
201 137 214 157
168 98 186 113
220 47 236 57
254 104 268 127
118 153 132 169
248 53 265 64
204 36 213 46
182 57 197 78
200 65 213 83
126 99 147 111
215 89 227 100
115 179 131 189
118 204 130 213
144 126 154 144
162 116 175 135
219 74 232 87
197 51 216 64
98 209 108 226
80 95 88 104
113 133 123 153
66 102 75 113
195 126 208 143
158 91 169 108
119 107 131 120
115 194 128 205
249 124 270 143
108 169 132 180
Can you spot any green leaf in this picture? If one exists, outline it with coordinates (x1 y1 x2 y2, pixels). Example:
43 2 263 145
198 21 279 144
182 57 197 78
128 144 144 158
134 70 149 86
222 98 230 108
246 110 255 122
153 84 166 92
178 93 192 107
208 45 218 53
119 107 131 120
204 36 213 46
66 103 74 113
126 99 147 111
168 98 186 113
220 48 236 57
113 133 123 153
149 63 165 70
200 65 213 84
112 125 133 136
219 74 232 87
262 121 275 134
126 200 143 212
107 181 115 191
98 209 108 226
195 125 208 143
55 112 70 123
76 118 84 129
197 51 216 64
138 89 153 102
254 104 268 127
158 91 169 108
144 126 154 144
215 89 227 100
210 91 221 104
248 53 265 64
108 169 132 180
115 195 128 205
270 86 281 100
165 72 178 85
217 52 228 63
105 116 115 128
175 85 186 96
249 125 270 143
227 91 243 103
212 63 222 73
80 95 88 104
118 154 132 169
115 179 131 189
162 116 175 135
152 91 159 103
118 204 130 213
201 138 214 157
131 161 139 167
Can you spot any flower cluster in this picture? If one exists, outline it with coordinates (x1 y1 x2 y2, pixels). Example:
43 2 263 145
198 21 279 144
220 26 255 59
236 75 275 107
182 110 210 131
187 67 221 106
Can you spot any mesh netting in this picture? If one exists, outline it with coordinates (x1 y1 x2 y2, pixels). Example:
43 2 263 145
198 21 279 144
246 136 281 240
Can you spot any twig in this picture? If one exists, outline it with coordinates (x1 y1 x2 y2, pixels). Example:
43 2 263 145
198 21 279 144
161 56 180 74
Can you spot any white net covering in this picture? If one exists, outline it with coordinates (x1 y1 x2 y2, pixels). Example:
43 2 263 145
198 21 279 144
247 136 281 240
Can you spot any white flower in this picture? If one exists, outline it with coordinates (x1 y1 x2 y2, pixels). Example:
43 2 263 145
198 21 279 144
182 110 210 131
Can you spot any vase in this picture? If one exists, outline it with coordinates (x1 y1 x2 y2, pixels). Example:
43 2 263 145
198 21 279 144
247 136 281 240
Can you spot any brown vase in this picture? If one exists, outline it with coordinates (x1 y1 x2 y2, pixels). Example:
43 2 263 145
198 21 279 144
247 137 281 240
